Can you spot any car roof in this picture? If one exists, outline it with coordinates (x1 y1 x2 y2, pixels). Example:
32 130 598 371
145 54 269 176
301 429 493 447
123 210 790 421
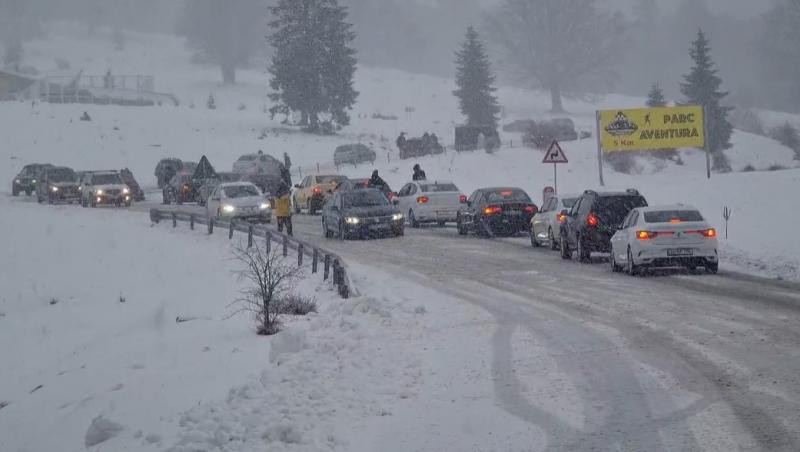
636 204 698 213
478 187 525 192
341 187 382 194
415 180 455 185
219 181 257 188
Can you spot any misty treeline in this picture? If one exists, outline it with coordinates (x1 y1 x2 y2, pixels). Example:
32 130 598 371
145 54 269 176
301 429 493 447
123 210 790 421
1 0 799 115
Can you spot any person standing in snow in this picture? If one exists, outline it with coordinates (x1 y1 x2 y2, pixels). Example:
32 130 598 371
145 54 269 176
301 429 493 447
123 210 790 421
369 169 388 192
283 152 292 170
274 181 293 236
412 164 427 181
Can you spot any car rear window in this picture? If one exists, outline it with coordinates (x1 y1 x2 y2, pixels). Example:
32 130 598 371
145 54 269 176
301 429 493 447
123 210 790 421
485 189 531 203
319 176 347 184
644 210 704 223
420 183 458 193
595 196 647 225
562 197 578 208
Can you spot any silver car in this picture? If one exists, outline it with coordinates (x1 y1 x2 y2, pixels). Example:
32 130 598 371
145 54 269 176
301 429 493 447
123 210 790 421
530 194 579 249
205 182 272 223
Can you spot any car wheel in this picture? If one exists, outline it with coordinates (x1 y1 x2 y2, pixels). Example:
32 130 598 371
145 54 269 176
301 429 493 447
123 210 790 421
457 215 467 235
293 197 301 214
91 198 97 208
626 248 639 276
323 219 333 238
530 228 540 248
706 262 719 274
12 186 19 196
25 189 32 196
560 234 571 260
549 228 558 251
308 200 316 216
124 201 132 208
610 250 622 273
577 236 591 263
409 209 420 228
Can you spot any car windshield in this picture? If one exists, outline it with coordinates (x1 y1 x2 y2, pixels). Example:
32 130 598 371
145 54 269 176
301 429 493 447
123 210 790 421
644 210 704 223
319 175 347 184
224 185 260 198
597 196 648 225
93 173 122 185
562 197 578 208
420 183 459 193
485 189 531 203
219 173 240 182
49 169 76 182
343 191 389 207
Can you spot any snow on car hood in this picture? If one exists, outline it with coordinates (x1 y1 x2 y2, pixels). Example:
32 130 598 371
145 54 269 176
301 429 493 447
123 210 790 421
225 196 269 209
94 184 128 192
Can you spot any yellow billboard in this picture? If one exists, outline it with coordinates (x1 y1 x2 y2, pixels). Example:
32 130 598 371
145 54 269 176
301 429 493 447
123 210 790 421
598 106 705 152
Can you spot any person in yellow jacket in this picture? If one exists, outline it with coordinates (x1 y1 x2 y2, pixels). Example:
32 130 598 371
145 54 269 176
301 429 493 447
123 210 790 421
274 182 293 236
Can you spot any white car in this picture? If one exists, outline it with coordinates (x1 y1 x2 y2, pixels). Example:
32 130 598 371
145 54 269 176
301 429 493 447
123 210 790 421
610 205 719 275
395 180 466 227
80 171 132 208
206 182 272 223
530 193 580 249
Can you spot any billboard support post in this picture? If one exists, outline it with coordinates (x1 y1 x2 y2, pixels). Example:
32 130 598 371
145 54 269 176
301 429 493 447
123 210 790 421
595 111 604 187
704 106 710 179
553 162 558 195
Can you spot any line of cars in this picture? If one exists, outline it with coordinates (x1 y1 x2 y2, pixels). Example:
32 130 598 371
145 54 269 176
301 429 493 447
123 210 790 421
530 189 719 275
11 163 142 207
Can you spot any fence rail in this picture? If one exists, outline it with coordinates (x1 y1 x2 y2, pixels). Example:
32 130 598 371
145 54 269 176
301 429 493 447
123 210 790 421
149 208 352 299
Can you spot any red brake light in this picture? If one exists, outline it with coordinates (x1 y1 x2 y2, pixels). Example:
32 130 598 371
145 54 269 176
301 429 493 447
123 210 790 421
459 195 467 203
636 230 653 240
524 205 537 214
500 190 513 197
313 186 322 194
484 205 502 215
703 228 716 238
587 213 599 227
417 196 429 204
670 218 682 223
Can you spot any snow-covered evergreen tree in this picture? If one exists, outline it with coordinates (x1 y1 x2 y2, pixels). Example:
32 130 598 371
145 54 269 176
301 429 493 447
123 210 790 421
453 27 500 129
680 30 733 172
646 83 666 107
771 122 800 160
268 0 358 132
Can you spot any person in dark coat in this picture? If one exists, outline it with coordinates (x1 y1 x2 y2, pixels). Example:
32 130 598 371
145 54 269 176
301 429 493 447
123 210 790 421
412 164 427 181
396 132 407 150
369 169 387 192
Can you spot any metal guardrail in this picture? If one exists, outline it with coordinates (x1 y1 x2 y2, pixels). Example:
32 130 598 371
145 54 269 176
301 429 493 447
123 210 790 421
149 208 352 299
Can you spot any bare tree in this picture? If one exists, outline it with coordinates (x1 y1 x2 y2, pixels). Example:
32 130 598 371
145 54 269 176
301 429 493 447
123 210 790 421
231 243 302 336
485 0 626 112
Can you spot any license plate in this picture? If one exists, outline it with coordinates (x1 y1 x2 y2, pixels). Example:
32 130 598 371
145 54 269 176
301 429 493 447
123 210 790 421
667 248 693 256
369 224 388 230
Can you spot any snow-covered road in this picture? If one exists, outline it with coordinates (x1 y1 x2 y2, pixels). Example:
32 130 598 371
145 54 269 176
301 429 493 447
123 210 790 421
137 199 800 450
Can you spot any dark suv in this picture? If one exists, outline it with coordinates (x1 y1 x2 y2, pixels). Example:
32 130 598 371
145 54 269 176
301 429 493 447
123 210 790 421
12 163 52 196
559 189 648 262
37 166 81 204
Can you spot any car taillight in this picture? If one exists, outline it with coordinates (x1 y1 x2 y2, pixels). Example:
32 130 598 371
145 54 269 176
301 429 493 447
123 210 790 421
417 196 429 204
313 186 322 194
182 184 190 191
459 195 467 203
587 213 599 227
484 205 502 215
524 205 537 214
636 230 653 240
557 213 567 224
703 228 716 238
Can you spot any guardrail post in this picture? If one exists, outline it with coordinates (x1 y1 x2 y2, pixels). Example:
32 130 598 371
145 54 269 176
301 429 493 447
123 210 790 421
247 225 254 248
228 221 234 240
208 218 214 234
190 214 194 230
312 249 318 274
172 212 177 228
265 231 271 254
282 236 288 257
339 282 349 299
333 259 341 285
324 254 331 281
298 244 304 266
150 209 160 223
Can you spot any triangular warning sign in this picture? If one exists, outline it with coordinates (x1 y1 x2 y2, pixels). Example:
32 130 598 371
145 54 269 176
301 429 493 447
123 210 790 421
543 140 569 164
192 155 218 180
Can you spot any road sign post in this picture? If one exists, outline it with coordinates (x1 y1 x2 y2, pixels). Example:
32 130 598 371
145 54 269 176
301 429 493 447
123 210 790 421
542 141 569 195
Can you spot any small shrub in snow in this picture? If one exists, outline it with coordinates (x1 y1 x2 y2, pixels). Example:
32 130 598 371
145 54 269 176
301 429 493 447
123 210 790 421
84 416 124 448
742 164 756 172
770 122 800 160
238 103 247 111
275 294 317 316
207 93 216 110
768 164 787 171
49 297 59 305
231 243 302 336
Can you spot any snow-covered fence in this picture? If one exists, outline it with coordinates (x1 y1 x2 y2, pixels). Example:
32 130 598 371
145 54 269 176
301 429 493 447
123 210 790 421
149 208 352 299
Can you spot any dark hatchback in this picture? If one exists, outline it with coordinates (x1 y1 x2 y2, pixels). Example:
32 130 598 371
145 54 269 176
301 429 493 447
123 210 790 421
560 189 648 262
321 189 404 239
457 187 538 237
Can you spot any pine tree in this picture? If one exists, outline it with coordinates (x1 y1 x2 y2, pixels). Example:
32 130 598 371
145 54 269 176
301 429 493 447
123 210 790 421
646 83 666 107
680 30 733 172
453 27 500 129
771 122 800 160
268 0 358 132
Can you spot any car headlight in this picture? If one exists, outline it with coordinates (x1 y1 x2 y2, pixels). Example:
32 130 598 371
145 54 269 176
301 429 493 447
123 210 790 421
32 179 36 183
260 202 270 210
51 186 59 192
15 179 20 184
96 189 104 195
222 204 236 213
392 213 404 221
122 187 130 195
345 217 360 224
